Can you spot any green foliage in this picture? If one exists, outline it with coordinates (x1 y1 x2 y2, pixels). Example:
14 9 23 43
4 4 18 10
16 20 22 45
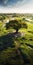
6 19 27 33
6 20 22 32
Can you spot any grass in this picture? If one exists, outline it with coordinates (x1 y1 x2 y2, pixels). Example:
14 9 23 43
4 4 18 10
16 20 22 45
0 14 33 65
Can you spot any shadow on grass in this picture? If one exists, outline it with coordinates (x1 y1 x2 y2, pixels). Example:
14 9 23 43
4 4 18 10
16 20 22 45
0 33 15 51
25 43 33 48
0 33 32 65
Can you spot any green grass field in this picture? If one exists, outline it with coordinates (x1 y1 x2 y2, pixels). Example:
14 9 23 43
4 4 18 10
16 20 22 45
0 14 33 65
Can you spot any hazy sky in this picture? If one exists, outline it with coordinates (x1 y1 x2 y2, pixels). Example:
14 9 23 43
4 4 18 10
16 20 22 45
0 0 33 13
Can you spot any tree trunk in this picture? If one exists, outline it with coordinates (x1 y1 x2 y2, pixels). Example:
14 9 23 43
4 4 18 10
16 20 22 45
16 29 18 33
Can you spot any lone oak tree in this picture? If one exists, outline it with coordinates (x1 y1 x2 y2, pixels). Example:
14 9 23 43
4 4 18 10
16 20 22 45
6 19 27 33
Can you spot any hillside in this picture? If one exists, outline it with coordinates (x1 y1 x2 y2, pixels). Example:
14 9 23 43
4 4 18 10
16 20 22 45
0 14 33 65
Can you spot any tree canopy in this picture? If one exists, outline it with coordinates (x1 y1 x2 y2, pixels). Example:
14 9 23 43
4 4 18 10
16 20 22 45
6 19 27 33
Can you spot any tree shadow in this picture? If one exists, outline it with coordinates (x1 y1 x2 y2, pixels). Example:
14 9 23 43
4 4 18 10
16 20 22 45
0 32 32 65
0 33 15 51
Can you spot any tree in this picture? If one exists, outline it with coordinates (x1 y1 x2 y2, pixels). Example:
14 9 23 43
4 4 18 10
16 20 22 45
6 19 22 33
6 19 27 33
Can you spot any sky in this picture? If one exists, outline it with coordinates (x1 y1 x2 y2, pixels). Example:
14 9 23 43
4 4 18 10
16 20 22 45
0 0 33 13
